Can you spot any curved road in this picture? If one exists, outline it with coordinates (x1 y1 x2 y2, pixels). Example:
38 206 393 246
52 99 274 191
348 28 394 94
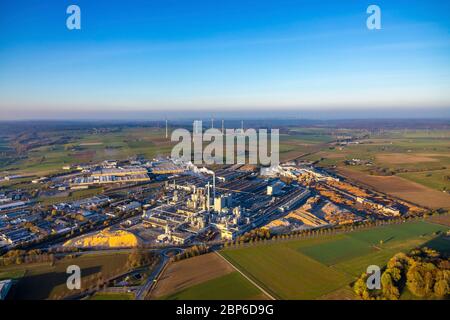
136 247 183 300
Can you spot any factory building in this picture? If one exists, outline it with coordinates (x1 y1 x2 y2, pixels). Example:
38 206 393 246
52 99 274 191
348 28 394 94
213 193 233 213
267 181 284 196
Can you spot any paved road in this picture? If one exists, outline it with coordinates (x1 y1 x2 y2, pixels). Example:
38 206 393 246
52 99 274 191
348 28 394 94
214 251 276 300
136 247 183 300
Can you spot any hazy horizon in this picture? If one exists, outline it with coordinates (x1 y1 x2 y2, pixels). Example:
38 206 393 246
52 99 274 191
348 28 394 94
1 0 449 119
1 107 449 121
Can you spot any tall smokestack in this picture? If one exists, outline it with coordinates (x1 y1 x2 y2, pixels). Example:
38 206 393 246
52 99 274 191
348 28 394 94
221 120 224 134
213 173 216 200
206 182 210 212
165 118 168 139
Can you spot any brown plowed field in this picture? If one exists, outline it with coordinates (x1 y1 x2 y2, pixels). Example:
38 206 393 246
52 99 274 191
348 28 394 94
375 153 440 164
427 215 450 227
337 167 450 209
149 253 234 299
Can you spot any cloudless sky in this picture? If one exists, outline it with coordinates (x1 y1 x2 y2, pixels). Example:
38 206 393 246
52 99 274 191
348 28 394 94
0 0 449 119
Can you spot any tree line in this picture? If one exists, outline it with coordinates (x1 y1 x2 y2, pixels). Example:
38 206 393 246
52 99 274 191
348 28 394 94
171 244 209 262
0 249 55 266
354 247 449 300
222 211 449 249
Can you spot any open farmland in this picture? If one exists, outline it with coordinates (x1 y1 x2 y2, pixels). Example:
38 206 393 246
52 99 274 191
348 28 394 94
219 221 448 299
337 167 450 209
1 252 129 300
298 129 450 198
296 236 375 266
162 272 266 300
221 244 352 299
375 153 447 164
427 214 450 227
150 252 266 300
1 124 336 181
348 221 445 245
279 129 335 161
0 127 174 178
398 169 450 192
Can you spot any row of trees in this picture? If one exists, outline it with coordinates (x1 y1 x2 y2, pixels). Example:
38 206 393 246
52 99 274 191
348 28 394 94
0 249 55 266
223 211 449 249
126 248 158 269
171 244 209 262
354 247 449 300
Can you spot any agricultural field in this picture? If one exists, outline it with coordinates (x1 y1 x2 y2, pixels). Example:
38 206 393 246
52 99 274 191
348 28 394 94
300 129 450 191
297 236 375 266
219 221 448 299
281 128 450 209
398 169 450 192
150 252 266 300
162 272 266 300
0 269 26 280
0 126 174 178
427 214 450 227
279 128 335 161
222 243 352 299
0 252 129 300
0 125 338 177
337 167 450 209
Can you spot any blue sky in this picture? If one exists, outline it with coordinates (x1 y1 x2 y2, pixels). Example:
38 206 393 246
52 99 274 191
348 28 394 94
0 0 449 119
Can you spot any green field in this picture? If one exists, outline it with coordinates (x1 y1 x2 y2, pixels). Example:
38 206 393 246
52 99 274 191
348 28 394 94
422 235 450 255
0 253 129 300
220 221 449 299
0 126 336 177
398 169 450 192
297 236 375 266
2 126 449 194
0 269 26 280
162 272 266 300
222 245 352 299
1 127 174 178
299 129 450 192
348 222 445 245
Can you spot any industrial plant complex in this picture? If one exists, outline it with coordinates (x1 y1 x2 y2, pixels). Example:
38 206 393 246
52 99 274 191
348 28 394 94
1 152 417 252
